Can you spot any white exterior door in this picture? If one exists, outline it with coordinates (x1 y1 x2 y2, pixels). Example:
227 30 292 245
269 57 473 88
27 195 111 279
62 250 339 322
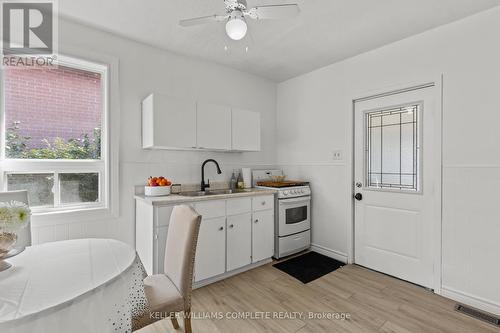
354 86 441 289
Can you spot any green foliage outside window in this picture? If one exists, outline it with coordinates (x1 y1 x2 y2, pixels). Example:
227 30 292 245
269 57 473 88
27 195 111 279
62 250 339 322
5 121 101 159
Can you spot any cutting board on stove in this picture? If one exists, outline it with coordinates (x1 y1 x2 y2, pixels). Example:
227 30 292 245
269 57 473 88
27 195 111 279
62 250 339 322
257 181 306 188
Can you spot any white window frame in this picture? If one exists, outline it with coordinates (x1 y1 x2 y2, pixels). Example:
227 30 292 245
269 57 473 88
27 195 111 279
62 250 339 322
0 54 110 214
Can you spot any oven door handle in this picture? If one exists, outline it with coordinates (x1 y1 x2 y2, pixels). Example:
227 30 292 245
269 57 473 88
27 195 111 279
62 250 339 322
279 196 311 204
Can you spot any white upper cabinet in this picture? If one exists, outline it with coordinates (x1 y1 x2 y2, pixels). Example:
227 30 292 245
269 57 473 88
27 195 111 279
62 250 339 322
142 94 261 151
232 108 261 151
142 93 196 149
196 102 231 150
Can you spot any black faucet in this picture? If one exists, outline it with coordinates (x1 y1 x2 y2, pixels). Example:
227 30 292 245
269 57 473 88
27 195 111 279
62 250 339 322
201 159 222 191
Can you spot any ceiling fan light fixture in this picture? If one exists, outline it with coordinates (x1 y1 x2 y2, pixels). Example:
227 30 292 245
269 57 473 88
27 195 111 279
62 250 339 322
225 17 247 40
179 1 300 42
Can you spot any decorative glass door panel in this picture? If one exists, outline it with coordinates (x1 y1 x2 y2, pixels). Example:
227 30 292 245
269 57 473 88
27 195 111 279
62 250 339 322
365 104 421 192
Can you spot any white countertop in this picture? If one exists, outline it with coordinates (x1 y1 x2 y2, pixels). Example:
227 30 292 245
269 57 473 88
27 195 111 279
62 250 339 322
134 188 277 205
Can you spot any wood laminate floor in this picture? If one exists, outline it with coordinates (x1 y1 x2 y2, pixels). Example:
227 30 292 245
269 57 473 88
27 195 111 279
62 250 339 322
137 263 499 333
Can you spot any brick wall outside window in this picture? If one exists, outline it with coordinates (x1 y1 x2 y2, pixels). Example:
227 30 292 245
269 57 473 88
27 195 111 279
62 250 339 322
4 65 102 149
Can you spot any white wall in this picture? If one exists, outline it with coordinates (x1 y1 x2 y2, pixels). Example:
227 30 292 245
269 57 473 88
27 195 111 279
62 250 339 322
31 18 278 247
277 7 500 314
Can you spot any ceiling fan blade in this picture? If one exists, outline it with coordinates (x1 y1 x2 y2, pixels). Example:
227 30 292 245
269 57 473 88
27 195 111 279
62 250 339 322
179 14 228 27
246 4 299 20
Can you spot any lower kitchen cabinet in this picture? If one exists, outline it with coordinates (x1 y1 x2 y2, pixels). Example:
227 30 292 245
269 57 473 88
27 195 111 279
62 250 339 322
194 217 226 282
155 225 168 274
135 194 275 285
226 213 252 271
252 209 274 263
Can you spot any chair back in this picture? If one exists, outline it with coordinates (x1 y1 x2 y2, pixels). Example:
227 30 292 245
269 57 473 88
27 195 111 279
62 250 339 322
0 190 31 247
163 205 201 308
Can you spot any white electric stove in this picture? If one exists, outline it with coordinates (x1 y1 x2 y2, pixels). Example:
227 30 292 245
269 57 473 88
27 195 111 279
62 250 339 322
253 170 311 259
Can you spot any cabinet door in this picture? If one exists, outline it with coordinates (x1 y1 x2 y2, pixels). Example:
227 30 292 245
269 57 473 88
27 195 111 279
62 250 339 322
194 217 226 282
226 197 251 216
135 200 154 275
154 226 168 274
232 108 261 151
142 93 196 149
155 206 173 227
252 195 274 212
252 210 274 263
197 102 231 150
226 213 252 271
194 200 226 219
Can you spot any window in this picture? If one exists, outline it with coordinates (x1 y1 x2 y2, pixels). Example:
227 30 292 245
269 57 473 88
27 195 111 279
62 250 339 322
1 56 108 212
365 104 421 192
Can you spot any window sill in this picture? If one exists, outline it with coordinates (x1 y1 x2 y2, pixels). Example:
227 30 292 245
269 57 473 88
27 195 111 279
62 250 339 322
32 206 117 226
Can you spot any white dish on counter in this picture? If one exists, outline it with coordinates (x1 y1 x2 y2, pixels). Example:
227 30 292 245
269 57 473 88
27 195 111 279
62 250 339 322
145 186 171 196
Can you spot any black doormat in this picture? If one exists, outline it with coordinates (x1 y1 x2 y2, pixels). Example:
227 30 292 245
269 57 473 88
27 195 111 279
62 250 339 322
273 251 344 283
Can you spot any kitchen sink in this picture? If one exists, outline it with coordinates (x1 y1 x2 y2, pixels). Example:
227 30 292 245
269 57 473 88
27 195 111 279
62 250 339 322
181 189 250 197
180 191 208 197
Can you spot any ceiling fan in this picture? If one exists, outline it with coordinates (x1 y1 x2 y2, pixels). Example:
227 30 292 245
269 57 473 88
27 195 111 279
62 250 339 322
179 0 300 41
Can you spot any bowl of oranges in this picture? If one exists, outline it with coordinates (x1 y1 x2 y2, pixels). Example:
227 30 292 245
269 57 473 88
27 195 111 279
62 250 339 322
145 176 172 196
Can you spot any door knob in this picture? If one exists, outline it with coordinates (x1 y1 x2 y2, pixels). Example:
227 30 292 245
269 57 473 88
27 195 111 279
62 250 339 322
354 193 363 201
219 226 224 231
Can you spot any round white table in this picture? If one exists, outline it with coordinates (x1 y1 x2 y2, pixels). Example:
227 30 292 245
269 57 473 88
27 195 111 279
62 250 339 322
0 238 149 332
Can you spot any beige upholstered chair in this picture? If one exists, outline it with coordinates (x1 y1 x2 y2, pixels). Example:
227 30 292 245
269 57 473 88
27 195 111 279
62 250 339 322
135 205 202 332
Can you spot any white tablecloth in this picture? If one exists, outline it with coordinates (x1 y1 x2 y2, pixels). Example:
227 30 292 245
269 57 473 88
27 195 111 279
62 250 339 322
0 238 149 332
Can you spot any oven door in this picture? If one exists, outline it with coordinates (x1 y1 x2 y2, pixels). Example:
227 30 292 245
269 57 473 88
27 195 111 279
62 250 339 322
278 196 311 237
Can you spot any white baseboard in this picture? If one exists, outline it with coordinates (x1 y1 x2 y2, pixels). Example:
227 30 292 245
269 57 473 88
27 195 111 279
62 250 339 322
441 285 500 316
193 258 272 289
310 244 348 263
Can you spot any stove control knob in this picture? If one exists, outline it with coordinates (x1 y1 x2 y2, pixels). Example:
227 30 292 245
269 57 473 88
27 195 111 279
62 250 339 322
283 191 290 196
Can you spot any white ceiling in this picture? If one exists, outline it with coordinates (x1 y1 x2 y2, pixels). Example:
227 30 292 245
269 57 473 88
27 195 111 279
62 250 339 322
59 0 500 82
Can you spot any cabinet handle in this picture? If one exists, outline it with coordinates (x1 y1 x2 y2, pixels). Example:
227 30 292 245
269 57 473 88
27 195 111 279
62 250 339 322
254 219 259 223
229 224 234 228
261 201 266 205
219 226 224 231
